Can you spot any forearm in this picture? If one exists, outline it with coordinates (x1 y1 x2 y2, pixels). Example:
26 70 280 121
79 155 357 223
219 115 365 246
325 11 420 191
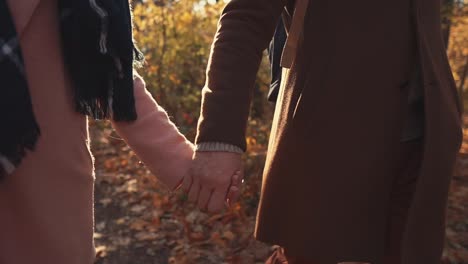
112 74 194 184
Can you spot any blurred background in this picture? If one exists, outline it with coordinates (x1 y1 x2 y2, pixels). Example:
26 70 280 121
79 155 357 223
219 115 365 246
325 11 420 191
92 0 468 263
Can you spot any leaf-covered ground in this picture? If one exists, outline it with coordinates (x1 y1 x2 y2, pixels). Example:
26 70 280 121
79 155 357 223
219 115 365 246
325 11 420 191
92 121 271 264
445 128 468 264
92 121 468 264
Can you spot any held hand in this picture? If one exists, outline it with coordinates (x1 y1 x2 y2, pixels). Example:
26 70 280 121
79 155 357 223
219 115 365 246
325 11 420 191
183 151 244 213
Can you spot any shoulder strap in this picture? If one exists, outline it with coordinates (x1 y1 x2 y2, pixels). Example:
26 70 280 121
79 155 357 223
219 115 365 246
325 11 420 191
280 0 309 68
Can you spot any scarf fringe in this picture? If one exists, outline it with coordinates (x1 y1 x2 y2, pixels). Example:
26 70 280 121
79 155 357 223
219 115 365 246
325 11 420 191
60 0 144 122
0 121 40 180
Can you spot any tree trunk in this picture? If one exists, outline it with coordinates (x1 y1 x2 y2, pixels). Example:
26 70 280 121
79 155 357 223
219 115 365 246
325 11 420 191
441 0 454 49
459 57 468 117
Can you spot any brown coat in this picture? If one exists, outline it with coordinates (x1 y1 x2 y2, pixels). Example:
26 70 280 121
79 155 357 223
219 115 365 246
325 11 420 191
196 0 463 263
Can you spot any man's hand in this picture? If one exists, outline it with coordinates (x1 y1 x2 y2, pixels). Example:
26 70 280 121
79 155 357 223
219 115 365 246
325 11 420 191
183 151 244 213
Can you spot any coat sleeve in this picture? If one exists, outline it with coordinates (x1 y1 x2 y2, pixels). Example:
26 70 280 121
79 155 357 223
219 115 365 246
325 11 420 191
195 0 287 151
112 74 194 190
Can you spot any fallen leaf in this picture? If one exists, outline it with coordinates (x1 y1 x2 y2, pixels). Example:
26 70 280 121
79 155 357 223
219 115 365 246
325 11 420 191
99 198 112 207
130 204 147 214
135 231 160 241
96 221 106 232
115 217 127 225
130 219 149 231
223 230 235 241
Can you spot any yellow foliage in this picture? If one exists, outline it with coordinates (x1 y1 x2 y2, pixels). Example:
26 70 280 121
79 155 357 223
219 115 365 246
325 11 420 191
132 0 273 143
448 4 468 88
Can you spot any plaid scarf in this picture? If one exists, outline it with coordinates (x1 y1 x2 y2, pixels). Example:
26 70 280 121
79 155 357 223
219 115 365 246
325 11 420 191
0 0 144 179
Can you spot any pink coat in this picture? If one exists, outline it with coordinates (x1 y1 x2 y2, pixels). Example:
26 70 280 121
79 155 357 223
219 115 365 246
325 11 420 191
0 0 193 263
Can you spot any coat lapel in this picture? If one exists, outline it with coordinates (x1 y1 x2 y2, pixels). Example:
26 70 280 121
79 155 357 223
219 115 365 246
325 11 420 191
6 0 41 37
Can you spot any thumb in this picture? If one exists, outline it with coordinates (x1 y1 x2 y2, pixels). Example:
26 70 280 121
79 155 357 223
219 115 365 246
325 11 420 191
226 170 244 207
